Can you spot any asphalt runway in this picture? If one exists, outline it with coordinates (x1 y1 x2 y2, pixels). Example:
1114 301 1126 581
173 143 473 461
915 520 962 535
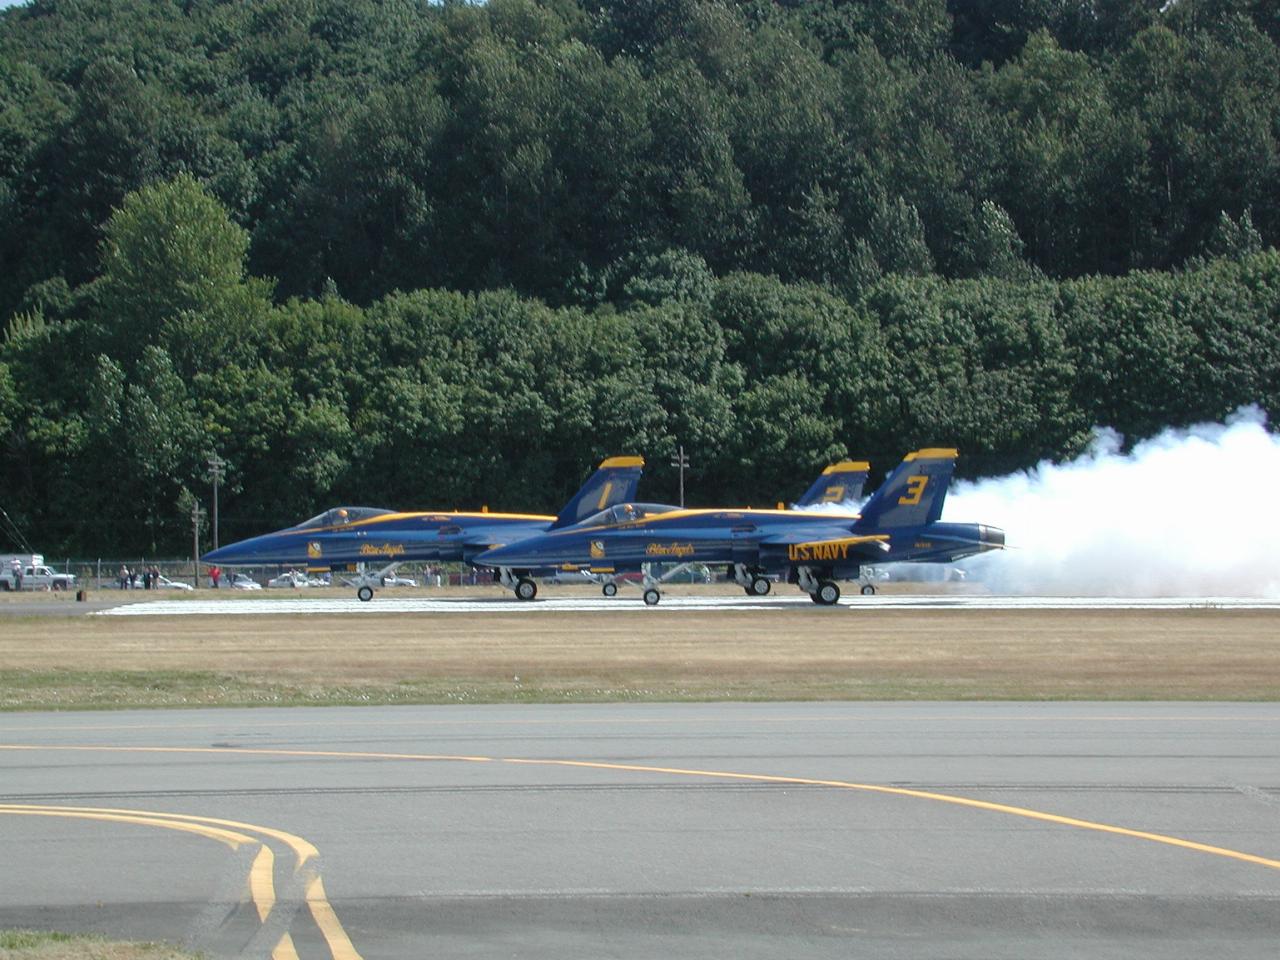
92 594 1280 615
2 703 1278 959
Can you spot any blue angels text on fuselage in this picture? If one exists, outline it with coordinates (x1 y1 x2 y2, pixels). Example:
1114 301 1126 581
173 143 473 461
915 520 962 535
201 456 645 601
474 449 1004 605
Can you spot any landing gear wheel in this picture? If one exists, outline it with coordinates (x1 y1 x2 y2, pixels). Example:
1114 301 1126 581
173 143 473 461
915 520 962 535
515 577 538 601
602 582 618 598
815 581 841 606
357 585 374 602
860 583 877 596
642 588 661 606
749 576 771 596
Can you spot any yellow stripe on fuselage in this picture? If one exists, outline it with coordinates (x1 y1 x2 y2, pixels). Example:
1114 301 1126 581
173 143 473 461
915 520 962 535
543 506 863 537
289 511 557 535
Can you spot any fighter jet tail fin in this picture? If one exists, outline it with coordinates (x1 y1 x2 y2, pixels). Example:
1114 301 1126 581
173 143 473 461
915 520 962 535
794 460 870 509
548 456 644 530
855 449 958 530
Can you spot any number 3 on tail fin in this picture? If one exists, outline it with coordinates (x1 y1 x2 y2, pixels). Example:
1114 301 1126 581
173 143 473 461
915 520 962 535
898 476 928 506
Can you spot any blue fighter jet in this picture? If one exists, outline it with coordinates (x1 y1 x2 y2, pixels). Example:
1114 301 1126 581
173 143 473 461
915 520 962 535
537 458 872 599
201 456 645 601
473 449 1004 605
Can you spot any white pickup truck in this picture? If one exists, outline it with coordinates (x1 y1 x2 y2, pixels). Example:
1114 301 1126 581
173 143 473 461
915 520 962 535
0 554 77 591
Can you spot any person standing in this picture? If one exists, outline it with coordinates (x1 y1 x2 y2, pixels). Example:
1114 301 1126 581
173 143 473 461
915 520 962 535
118 564 128 590
10 557 21 591
210 565 221 589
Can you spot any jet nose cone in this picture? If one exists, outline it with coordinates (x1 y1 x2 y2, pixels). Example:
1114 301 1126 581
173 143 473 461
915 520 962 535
201 545 235 563
202 534 273 564
474 544 514 566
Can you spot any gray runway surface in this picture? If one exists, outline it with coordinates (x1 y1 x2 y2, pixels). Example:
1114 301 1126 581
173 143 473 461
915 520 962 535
92 594 1280 615
2 702 1279 959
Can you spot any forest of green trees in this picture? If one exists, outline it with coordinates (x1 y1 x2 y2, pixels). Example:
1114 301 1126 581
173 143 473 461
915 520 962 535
1 0 1277 554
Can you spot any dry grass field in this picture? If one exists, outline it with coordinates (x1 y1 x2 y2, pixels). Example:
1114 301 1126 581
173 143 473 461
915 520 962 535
0 930 197 960
2 586 1278 708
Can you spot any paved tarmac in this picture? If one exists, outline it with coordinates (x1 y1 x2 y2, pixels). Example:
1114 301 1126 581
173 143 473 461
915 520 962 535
92 594 1280 615
2 702 1278 959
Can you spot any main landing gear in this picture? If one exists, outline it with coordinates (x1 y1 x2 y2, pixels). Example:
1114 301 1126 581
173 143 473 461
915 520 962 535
812 581 841 605
731 563 771 597
498 567 538 601
796 566 841 606
640 567 664 606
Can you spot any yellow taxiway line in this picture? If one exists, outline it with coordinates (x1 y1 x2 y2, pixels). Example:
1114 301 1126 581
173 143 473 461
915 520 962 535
3 743 1278 873
0 802 360 960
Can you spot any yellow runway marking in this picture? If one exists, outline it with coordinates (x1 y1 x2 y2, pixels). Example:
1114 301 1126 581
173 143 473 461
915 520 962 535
0 805 255 850
0 796 321 865
504 758 1280 872
3 744 1279 873
251 843 276 921
0 802 362 960
306 876 362 960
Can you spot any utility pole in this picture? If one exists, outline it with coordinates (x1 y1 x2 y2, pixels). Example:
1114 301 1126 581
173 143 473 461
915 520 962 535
206 454 225 550
670 444 690 508
190 500 205 588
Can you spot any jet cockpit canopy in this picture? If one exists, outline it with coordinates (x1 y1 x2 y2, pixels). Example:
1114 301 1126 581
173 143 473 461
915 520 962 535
292 506 394 530
576 502 680 528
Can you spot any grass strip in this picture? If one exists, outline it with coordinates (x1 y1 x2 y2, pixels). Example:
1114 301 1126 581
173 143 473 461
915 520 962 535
2 668 1278 711
0 930 200 960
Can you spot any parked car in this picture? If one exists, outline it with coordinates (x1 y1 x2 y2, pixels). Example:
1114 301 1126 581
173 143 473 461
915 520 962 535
153 574 193 590
228 573 262 590
379 573 416 587
342 572 417 588
542 570 601 585
267 570 311 588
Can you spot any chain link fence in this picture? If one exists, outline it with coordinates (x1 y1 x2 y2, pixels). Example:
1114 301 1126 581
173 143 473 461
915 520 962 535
42 559 472 592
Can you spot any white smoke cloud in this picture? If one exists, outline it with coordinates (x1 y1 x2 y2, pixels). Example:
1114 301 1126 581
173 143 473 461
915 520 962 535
947 407 1280 597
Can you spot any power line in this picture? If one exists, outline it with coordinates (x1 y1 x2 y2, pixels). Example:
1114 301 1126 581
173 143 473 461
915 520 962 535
0 505 33 554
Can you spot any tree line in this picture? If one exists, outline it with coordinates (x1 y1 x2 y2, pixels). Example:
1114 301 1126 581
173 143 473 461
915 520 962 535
2 174 1275 554
0 1 1277 553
